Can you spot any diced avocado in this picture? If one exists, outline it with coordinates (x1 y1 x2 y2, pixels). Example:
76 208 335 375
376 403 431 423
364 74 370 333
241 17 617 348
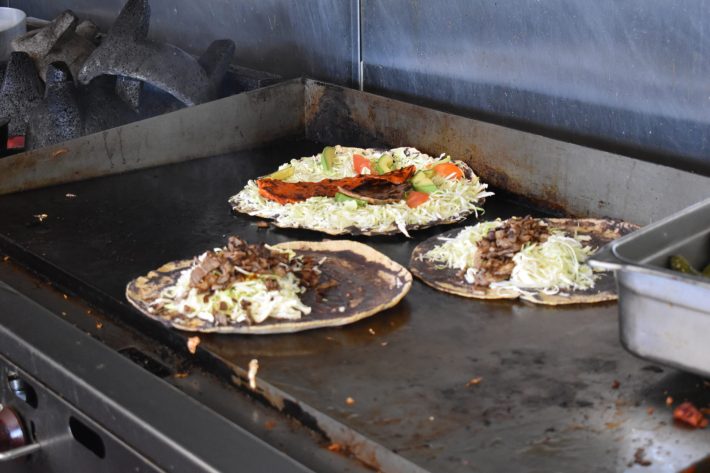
414 181 438 193
268 165 294 180
422 169 436 178
321 146 336 171
411 171 438 193
375 153 395 174
334 192 366 206
438 155 451 164
411 170 427 184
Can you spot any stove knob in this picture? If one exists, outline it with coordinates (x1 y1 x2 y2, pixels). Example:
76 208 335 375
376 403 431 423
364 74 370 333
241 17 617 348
0 406 39 461
0 406 27 452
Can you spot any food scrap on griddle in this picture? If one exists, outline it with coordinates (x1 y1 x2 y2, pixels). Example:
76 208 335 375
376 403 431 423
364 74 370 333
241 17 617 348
187 336 200 354
673 402 709 429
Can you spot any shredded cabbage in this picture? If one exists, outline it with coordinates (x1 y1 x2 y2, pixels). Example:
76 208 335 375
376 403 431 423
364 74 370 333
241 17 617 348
151 259 311 325
424 219 503 269
424 222 597 295
489 234 596 295
229 146 493 235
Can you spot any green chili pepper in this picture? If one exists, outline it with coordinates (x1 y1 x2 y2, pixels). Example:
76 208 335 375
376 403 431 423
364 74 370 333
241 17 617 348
669 255 701 275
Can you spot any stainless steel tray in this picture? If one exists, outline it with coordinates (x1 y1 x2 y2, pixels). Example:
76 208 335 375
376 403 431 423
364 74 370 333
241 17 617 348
590 198 710 378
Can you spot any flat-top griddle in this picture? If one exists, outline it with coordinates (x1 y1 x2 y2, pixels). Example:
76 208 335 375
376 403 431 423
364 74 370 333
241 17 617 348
1 140 710 472
1 80 709 472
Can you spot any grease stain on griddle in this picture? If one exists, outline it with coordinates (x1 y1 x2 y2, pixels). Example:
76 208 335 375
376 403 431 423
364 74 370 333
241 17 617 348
281 399 328 440
307 85 386 149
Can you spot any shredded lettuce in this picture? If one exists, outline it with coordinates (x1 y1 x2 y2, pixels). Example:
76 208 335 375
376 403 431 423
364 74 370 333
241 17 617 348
230 146 492 235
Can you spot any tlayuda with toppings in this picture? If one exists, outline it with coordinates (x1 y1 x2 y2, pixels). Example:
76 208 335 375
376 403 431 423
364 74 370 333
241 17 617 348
229 146 492 236
126 236 412 334
410 216 638 305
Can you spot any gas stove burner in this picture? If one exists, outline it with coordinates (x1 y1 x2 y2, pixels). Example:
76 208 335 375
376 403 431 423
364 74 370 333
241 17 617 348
0 0 273 155
24 62 80 150
11 10 98 84
79 0 235 107
25 63 138 150
0 52 44 136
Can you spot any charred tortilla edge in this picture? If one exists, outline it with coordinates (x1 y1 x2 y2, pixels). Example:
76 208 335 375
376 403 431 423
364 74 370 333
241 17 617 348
410 218 638 305
126 240 412 334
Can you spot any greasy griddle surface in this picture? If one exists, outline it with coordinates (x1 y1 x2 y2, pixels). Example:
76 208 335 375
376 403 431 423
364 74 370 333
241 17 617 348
1 140 707 473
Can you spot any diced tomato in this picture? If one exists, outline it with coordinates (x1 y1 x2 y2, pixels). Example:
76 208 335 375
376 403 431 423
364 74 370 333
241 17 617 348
433 163 464 180
353 154 373 174
673 402 709 428
406 191 430 208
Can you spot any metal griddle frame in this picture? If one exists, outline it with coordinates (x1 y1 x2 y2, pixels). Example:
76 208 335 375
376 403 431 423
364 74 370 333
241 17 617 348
1 78 708 223
0 280 317 473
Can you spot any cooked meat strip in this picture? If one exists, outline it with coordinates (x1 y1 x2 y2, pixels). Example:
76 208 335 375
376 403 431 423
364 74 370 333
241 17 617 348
336 180 412 205
257 166 416 205
472 216 550 286
189 236 327 293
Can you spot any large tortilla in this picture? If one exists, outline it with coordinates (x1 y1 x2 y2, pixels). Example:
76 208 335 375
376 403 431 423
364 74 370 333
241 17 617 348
229 156 487 236
126 240 412 334
410 218 638 305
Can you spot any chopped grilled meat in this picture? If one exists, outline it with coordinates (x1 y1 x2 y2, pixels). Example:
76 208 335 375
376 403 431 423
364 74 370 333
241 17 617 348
336 180 411 205
189 255 220 286
299 266 321 289
188 236 325 293
257 166 416 205
472 216 550 286
264 278 280 291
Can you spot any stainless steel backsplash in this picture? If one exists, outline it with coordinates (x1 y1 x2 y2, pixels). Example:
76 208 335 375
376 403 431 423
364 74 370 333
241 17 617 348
11 0 710 175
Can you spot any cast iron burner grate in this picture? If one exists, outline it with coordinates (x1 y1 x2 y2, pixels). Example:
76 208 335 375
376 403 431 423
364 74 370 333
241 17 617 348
0 0 279 157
